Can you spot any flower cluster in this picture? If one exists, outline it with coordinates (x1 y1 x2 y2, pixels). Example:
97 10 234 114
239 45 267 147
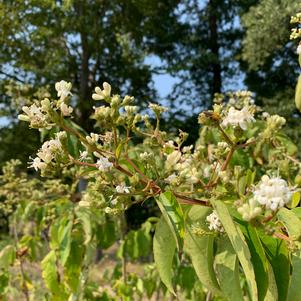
221 107 255 130
206 211 224 233
92 82 111 101
18 80 73 128
238 175 293 221
252 175 293 211
18 103 49 128
116 183 131 194
290 11 301 40
55 80 72 101
237 198 262 222
95 155 113 171
29 132 66 172
55 80 73 116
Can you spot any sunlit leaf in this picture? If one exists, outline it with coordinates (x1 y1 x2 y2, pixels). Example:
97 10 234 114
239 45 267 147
184 206 222 296
215 236 243 301
287 250 301 301
153 217 176 295
277 207 301 240
156 191 184 251
212 200 258 301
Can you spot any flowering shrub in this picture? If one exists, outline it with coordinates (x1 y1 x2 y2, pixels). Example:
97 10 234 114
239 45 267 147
1 10 301 301
11 77 301 300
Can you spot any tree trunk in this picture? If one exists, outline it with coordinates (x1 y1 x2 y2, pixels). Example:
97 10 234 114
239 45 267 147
208 0 222 99
75 2 93 130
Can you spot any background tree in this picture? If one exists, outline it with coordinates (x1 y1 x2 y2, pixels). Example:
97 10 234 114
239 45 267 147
240 0 300 141
0 0 183 165
1 0 300 165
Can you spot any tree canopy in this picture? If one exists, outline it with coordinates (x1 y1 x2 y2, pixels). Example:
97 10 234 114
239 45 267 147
0 0 300 164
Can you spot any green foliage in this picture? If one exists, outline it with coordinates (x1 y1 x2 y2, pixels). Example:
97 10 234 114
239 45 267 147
156 191 185 250
153 217 176 295
242 0 298 70
184 206 222 297
213 200 258 300
214 237 243 301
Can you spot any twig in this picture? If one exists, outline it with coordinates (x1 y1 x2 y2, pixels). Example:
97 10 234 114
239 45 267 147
221 146 235 171
217 124 234 146
173 193 210 206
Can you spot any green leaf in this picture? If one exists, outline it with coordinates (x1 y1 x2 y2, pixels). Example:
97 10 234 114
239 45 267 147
237 175 247 196
124 231 139 259
246 169 256 186
136 227 151 257
153 217 176 295
238 222 276 301
41 250 66 298
295 74 301 112
292 207 301 219
76 207 93 244
276 134 298 156
155 191 184 251
58 219 73 265
288 191 301 209
64 240 85 293
277 207 301 240
287 250 301 301
66 131 80 157
49 220 60 250
184 206 222 296
0 272 9 294
212 200 258 301
215 237 243 301
264 261 278 301
0 245 15 269
175 266 196 294
259 231 290 301
115 141 124 160
97 219 116 249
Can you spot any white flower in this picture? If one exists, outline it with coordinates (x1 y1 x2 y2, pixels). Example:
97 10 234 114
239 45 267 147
28 157 47 171
237 198 262 221
297 44 301 54
37 142 59 163
96 156 113 171
266 115 286 129
55 80 72 101
19 104 48 128
217 142 228 149
78 201 90 208
165 150 181 170
92 82 111 100
184 167 200 184
140 152 152 160
148 103 168 114
111 198 118 206
116 183 131 194
206 211 224 233
182 145 193 153
86 133 99 145
252 175 293 211
28 133 65 171
165 173 178 184
79 150 88 161
60 103 73 116
203 166 211 178
221 107 255 130
104 207 112 214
